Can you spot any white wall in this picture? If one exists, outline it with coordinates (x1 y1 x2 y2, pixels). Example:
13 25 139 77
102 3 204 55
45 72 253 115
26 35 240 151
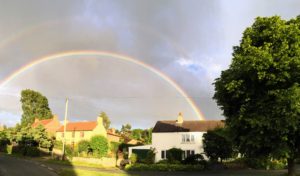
152 132 206 162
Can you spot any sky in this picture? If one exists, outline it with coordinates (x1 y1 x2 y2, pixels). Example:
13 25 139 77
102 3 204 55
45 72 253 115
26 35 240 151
0 0 300 128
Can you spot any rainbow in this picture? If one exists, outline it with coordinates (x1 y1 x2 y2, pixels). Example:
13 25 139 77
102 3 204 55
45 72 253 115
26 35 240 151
0 50 205 120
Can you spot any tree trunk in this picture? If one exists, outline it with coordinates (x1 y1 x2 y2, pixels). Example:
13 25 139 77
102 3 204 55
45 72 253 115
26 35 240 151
288 158 296 176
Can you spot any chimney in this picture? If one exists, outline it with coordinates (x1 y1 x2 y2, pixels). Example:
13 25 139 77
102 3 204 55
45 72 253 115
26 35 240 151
176 112 184 124
97 116 103 125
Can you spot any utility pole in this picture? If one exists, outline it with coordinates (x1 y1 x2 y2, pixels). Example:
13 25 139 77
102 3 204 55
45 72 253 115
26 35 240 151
62 98 69 160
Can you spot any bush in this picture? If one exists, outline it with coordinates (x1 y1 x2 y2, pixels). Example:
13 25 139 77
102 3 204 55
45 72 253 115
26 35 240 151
125 163 205 171
183 154 207 165
54 140 63 150
5 145 12 154
90 135 109 157
167 148 183 163
130 153 138 164
78 140 91 154
244 157 287 170
144 148 156 164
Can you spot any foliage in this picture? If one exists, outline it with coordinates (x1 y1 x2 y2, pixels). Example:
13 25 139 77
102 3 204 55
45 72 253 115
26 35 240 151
129 153 138 164
166 148 183 163
213 15 300 175
203 127 235 162
78 140 92 154
20 89 53 126
99 112 110 130
90 135 109 157
132 149 149 162
54 140 63 150
131 128 152 144
182 154 206 165
24 146 40 157
121 124 132 137
144 148 156 164
32 125 53 149
125 163 205 171
244 157 287 170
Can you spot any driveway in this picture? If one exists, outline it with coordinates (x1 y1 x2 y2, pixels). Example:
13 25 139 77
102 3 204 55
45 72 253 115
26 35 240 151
0 154 57 176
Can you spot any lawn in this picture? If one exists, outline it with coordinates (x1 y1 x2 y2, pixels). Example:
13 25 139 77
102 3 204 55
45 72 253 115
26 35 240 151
59 169 136 176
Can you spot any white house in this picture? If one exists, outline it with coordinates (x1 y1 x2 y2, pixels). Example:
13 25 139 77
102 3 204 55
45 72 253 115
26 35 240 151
129 113 224 162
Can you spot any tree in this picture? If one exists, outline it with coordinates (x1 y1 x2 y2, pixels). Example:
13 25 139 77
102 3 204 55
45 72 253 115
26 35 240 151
90 135 109 157
202 128 235 163
121 124 132 137
32 125 53 149
20 89 52 126
214 16 300 176
99 112 110 130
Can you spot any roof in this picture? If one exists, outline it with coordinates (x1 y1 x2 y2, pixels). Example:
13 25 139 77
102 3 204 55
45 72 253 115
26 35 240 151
152 120 224 133
57 121 98 132
32 119 53 128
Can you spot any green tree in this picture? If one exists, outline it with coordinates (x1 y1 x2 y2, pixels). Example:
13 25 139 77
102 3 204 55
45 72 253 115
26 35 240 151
202 128 235 163
99 112 110 130
32 125 53 149
20 89 53 126
90 135 109 157
214 16 300 176
121 124 132 137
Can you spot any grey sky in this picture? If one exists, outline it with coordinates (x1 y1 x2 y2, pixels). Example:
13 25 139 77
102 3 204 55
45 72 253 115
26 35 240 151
0 0 299 128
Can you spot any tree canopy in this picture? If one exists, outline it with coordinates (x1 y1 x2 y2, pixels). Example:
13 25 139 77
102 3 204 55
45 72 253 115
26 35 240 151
202 128 235 163
214 16 300 176
20 89 53 126
99 112 111 130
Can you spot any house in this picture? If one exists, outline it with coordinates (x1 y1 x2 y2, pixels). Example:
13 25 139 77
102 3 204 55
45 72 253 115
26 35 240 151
107 128 122 143
31 115 61 136
129 113 224 162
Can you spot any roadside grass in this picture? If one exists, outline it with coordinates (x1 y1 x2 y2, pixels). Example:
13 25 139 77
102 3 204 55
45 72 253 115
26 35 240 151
46 159 116 169
59 169 135 176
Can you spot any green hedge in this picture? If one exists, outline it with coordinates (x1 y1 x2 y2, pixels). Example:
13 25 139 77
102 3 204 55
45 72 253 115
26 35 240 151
125 163 205 171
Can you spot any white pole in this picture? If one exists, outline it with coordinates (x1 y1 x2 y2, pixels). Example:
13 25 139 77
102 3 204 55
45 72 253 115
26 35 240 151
62 98 69 160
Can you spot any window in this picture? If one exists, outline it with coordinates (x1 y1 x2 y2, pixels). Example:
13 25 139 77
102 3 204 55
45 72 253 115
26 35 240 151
182 134 195 143
182 134 186 143
161 150 165 159
191 135 195 142
186 134 190 142
72 131 75 138
187 150 191 157
80 131 84 138
191 150 195 155
61 132 64 138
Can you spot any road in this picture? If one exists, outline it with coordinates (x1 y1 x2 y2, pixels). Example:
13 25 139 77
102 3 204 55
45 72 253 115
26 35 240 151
0 154 57 176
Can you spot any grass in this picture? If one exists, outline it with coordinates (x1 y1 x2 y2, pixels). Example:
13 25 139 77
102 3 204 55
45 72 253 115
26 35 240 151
59 169 134 176
46 159 114 169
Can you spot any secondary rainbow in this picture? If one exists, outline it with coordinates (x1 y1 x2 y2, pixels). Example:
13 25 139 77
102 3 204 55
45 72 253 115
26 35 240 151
0 50 205 120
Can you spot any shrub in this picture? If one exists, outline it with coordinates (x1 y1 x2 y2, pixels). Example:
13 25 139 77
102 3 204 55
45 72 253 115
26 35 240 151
64 145 74 159
144 148 156 164
90 135 109 157
125 163 205 171
78 140 91 154
244 157 287 170
183 154 206 165
167 148 183 163
130 153 138 164
5 145 13 154
54 140 63 150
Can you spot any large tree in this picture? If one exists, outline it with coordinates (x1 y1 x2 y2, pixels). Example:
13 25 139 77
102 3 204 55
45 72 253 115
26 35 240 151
214 16 300 176
20 89 53 126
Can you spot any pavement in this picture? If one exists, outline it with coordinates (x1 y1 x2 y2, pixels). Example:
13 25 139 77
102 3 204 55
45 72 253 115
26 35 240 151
0 154 57 176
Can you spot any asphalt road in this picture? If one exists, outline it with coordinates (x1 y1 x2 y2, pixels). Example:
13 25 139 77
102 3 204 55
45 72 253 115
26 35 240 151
0 154 57 176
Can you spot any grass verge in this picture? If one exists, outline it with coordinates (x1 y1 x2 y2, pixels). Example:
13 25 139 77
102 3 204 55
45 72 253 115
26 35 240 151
59 169 134 176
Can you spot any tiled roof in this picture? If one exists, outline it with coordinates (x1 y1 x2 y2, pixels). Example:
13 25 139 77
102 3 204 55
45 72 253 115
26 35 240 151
57 121 98 132
32 119 53 128
152 120 224 133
